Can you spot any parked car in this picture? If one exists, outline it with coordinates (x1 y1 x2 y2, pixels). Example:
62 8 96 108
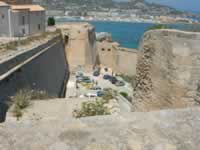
77 76 91 83
91 86 102 90
85 93 97 98
82 76 90 80
115 80 125 87
76 77 83 83
103 74 111 80
97 90 105 97
83 79 92 83
109 76 118 84
76 71 83 78
93 70 100 77
79 95 85 98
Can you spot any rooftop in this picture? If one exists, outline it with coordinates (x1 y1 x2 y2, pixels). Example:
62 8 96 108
0 1 9 6
11 4 45 11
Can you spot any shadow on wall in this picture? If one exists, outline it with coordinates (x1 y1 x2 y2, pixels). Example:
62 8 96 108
0 37 69 122
0 102 9 123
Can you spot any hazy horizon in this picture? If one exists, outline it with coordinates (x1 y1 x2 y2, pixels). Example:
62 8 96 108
114 0 200 13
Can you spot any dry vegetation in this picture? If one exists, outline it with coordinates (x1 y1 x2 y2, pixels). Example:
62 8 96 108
12 89 50 120
73 89 115 118
0 29 61 52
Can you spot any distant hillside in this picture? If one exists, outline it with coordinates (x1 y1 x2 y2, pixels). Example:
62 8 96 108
33 0 184 16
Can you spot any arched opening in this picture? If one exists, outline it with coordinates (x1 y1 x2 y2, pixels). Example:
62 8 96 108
64 35 69 45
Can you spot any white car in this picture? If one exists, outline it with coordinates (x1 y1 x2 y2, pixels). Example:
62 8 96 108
84 93 97 98
79 95 85 98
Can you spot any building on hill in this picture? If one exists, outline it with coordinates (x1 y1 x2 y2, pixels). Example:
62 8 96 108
0 0 45 37
1 0 32 5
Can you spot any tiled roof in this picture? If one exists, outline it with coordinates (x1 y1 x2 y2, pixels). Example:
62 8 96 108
11 4 45 11
0 1 9 6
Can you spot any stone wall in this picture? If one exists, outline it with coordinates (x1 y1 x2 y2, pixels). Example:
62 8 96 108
133 29 200 111
0 35 69 121
57 23 97 70
97 41 138 76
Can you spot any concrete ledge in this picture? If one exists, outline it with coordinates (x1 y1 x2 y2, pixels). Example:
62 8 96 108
1 106 200 149
0 36 61 81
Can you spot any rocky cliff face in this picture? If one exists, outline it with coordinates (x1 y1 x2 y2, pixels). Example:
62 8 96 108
133 29 200 111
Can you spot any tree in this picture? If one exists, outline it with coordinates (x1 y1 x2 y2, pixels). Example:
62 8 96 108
47 17 55 26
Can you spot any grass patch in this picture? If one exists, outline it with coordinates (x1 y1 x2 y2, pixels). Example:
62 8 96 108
12 89 32 120
12 89 50 120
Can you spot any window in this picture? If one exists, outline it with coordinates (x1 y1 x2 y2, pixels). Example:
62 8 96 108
102 48 105 51
2 14 4 19
108 48 111 51
38 24 41 30
22 16 25 25
22 28 25 35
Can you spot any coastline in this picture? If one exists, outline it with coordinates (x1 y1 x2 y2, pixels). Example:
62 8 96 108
55 15 200 25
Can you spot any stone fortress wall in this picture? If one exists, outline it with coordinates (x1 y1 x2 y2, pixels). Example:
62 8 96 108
134 29 200 111
57 23 97 70
97 41 138 76
0 34 69 121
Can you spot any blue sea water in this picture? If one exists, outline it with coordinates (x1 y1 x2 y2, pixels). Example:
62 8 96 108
90 21 153 48
56 18 200 49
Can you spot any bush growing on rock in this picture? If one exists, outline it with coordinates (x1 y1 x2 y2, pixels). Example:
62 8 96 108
12 89 32 120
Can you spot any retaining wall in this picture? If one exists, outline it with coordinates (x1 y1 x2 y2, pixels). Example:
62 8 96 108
0 36 69 122
97 41 138 76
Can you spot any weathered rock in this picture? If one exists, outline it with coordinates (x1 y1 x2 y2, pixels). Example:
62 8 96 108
1 107 200 150
133 29 200 111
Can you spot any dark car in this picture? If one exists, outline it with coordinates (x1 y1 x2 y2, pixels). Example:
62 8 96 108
97 90 105 97
82 76 90 81
93 70 100 77
103 74 111 80
109 76 118 84
91 86 102 90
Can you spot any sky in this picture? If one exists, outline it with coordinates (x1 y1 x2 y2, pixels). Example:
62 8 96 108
115 0 200 13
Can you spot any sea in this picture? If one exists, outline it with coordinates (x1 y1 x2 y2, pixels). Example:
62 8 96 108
56 18 200 49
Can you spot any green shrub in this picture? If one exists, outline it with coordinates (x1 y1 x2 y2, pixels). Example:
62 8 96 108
120 92 128 99
73 99 110 118
148 24 169 31
48 17 55 26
